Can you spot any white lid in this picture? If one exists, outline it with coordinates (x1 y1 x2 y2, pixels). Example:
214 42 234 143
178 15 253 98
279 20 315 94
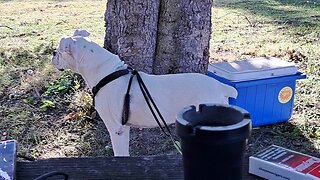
208 57 298 82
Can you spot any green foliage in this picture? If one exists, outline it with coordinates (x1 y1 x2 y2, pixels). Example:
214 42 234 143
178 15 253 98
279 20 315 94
42 73 76 97
40 72 82 110
40 99 55 109
22 96 34 105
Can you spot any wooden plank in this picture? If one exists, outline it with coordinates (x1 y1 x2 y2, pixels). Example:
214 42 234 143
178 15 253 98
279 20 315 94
16 155 263 180
17 156 183 180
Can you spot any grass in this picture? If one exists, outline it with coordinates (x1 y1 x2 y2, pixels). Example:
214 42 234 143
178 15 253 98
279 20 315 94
0 0 109 158
211 0 320 155
0 0 319 158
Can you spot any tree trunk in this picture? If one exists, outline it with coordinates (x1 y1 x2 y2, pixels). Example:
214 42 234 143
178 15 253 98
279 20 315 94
104 0 212 74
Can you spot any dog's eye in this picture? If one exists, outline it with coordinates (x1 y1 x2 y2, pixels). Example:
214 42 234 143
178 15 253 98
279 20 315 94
52 49 57 56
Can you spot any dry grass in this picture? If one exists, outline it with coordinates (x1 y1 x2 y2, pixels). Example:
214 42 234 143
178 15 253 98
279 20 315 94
0 0 319 159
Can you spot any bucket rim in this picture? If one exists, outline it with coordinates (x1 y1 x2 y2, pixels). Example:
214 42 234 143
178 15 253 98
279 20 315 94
176 103 251 132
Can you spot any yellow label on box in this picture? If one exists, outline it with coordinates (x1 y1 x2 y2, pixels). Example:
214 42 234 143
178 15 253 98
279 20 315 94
278 87 293 104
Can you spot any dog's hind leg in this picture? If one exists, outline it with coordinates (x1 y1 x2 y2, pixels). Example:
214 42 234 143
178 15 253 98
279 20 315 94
107 124 130 156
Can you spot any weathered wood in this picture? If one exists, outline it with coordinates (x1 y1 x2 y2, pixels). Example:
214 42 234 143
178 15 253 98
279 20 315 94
17 156 182 180
16 155 263 180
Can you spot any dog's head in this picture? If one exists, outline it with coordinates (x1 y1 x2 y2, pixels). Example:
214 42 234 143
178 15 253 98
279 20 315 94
51 29 91 72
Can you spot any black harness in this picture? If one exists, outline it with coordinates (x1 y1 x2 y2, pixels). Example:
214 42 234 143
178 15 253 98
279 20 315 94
92 68 130 107
91 67 181 153
91 68 172 136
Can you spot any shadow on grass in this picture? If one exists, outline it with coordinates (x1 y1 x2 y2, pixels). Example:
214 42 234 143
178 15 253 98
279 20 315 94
247 121 319 157
88 116 178 156
226 0 319 30
215 0 320 157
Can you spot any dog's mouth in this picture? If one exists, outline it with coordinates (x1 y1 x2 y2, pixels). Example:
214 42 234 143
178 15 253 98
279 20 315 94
52 49 57 56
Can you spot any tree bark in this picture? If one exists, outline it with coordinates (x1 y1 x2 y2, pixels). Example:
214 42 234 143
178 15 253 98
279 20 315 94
104 0 212 74
104 0 159 73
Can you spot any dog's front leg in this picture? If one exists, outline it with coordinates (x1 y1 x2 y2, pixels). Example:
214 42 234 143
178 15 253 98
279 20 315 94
107 123 130 156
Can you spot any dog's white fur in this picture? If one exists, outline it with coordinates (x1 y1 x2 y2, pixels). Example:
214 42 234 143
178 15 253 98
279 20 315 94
51 30 238 156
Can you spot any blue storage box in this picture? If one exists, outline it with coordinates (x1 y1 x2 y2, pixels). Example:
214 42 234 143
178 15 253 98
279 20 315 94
208 57 306 127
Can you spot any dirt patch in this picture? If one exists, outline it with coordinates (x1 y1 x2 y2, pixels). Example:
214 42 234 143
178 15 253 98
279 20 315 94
1 87 318 159
1 0 319 161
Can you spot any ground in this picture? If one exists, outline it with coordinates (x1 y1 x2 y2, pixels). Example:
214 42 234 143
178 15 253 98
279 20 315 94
0 0 319 160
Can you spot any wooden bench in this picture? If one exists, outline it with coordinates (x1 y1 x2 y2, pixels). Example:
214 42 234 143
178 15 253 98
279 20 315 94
16 155 263 179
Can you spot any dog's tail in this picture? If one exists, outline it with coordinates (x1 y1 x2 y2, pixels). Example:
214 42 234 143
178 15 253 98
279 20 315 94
220 83 238 99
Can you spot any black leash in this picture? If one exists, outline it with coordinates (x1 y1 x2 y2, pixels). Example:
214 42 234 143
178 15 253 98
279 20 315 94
122 69 171 136
123 69 181 153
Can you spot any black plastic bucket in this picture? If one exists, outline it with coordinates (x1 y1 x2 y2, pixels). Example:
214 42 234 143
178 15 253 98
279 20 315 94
176 104 251 180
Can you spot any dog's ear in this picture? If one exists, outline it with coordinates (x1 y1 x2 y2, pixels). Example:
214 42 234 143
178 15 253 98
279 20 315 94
73 29 90 37
58 36 74 55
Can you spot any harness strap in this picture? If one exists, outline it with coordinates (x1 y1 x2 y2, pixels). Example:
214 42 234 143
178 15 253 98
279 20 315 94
92 67 181 153
92 69 130 106
121 69 137 125
122 69 171 136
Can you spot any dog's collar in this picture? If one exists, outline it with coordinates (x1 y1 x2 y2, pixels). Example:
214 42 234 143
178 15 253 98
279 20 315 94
92 68 130 105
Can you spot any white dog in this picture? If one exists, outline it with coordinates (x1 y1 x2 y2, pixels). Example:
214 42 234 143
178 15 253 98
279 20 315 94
51 29 237 156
